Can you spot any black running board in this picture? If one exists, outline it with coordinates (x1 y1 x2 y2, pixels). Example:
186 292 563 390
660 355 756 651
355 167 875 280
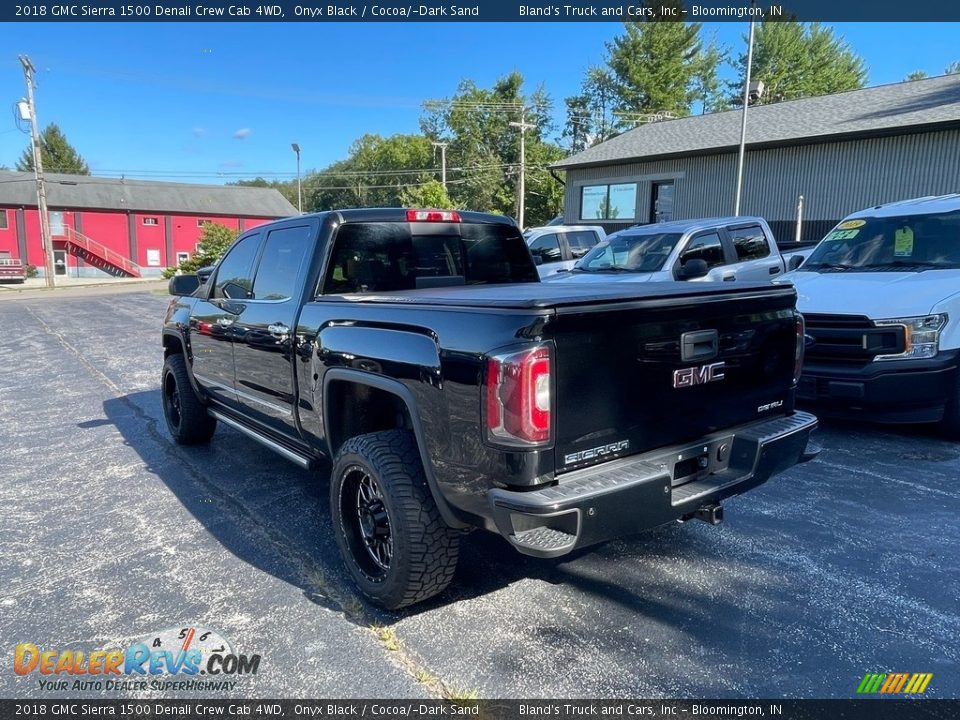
208 409 319 470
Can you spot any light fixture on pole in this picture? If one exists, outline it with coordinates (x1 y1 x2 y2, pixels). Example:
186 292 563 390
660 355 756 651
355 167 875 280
291 143 302 214
733 5 757 217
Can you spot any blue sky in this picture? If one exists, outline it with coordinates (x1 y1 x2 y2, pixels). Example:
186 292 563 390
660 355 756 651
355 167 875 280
1 22 957 183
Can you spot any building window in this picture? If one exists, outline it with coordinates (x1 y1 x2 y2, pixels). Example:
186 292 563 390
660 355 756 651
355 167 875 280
197 219 209 228
580 183 637 221
176 252 190 266
142 217 158 226
0 210 8 230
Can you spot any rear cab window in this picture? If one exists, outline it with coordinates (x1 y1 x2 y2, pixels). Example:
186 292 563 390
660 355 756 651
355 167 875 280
729 224 771 261
528 233 562 264
322 222 537 294
566 230 601 258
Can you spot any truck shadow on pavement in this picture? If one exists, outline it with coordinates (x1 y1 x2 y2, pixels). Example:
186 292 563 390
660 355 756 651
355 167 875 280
102 389 718 624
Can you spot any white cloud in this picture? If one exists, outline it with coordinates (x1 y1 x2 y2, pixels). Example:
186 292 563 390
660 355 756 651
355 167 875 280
233 128 252 140
193 127 206 137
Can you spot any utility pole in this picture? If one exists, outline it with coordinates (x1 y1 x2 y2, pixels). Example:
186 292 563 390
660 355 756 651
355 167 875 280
291 143 302 214
430 141 448 190
733 6 757 217
19 55 55 287
509 110 536 230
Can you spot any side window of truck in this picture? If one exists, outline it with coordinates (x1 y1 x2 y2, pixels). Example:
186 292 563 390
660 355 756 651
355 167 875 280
529 234 562 263
251 225 312 301
212 233 261 300
566 230 600 258
730 225 771 261
680 232 726 268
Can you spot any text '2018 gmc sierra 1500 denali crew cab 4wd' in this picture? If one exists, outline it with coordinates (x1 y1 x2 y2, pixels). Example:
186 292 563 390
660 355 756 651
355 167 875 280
162 208 818 609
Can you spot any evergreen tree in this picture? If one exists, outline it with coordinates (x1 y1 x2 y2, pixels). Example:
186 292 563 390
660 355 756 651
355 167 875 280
605 1 703 127
17 123 90 174
728 21 867 105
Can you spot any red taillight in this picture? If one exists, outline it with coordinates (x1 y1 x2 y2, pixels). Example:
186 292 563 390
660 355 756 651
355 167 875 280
485 346 551 445
406 209 461 223
794 314 805 384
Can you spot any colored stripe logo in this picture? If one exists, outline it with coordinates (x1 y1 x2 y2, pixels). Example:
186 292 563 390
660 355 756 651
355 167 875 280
857 672 933 694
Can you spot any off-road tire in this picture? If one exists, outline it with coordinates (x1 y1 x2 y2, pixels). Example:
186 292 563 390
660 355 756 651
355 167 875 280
330 430 460 610
161 353 217 445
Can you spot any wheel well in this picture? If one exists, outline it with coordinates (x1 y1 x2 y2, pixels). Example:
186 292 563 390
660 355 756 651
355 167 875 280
163 333 184 358
326 380 414 457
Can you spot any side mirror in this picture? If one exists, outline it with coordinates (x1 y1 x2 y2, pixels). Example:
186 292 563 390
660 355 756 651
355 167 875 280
168 274 201 296
678 258 709 280
788 255 804 271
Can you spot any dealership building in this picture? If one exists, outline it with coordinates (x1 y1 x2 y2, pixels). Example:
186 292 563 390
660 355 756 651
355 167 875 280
0 171 296 278
553 74 960 244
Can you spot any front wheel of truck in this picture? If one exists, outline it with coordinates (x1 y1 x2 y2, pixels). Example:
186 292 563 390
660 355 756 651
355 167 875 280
330 430 460 610
161 354 217 445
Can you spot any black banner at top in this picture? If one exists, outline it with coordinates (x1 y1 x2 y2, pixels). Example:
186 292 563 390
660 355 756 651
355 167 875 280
4 0 960 22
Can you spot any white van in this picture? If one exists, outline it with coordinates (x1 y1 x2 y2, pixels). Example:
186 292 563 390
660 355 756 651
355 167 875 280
782 194 960 435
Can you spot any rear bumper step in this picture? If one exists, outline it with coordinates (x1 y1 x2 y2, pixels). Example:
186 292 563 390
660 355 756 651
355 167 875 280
488 411 818 558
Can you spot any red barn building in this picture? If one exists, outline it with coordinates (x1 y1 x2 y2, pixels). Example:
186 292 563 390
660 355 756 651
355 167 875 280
0 171 297 278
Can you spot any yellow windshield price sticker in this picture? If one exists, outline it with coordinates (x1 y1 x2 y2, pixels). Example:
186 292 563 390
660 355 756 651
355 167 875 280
825 228 859 241
838 219 866 230
894 227 914 257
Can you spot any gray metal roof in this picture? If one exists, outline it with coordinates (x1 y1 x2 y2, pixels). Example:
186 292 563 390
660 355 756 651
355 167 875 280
553 74 960 170
0 170 297 217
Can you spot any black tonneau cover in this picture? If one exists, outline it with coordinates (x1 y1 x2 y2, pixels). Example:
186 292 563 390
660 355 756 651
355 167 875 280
315 280 795 310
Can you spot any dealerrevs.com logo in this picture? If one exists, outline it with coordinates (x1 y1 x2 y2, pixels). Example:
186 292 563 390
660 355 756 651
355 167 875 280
14 626 261 692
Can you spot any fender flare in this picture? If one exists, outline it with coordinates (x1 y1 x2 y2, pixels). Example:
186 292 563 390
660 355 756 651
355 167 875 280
322 368 468 529
162 329 206 401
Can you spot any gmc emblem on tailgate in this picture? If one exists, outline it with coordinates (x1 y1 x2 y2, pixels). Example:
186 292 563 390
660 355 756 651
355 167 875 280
673 361 726 389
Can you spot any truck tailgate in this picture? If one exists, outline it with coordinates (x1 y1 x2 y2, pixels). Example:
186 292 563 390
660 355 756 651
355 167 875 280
550 286 799 474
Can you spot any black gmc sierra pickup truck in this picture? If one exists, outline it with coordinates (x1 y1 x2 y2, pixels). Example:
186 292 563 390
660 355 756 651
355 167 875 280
162 208 818 609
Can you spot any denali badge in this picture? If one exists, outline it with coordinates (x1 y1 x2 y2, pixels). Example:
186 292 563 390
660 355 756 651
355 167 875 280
758 400 784 413
673 361 726 389
564 440 630 466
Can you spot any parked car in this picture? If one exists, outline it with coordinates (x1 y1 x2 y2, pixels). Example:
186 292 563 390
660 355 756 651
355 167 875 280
162 208 817 609
524 225 606 277
781 194 960 435
543 216 793 285
0 257 26 283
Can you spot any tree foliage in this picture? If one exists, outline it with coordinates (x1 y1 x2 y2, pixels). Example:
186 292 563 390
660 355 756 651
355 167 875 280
307 133 433 211
162 222 239 278
400 179 456 209
605 1 703 125
17 123 90 174
729 21 867 105
421 72 564 226
562 67 618 153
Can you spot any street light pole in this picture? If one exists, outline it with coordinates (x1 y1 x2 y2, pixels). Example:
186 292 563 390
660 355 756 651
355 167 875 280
509 110 536 230
291 143 302 214
733 11 756 217
19 55 55 287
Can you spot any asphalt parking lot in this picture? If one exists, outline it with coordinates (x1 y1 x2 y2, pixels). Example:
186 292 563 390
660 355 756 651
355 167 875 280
1 288 958 699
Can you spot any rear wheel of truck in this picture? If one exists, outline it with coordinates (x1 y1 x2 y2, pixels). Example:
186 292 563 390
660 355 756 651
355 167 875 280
330 429 460 610
941 383 960 439
161 354 217 445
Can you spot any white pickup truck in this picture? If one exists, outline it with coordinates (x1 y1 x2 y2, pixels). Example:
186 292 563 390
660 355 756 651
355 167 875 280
781 194 960 435
542 216 809 285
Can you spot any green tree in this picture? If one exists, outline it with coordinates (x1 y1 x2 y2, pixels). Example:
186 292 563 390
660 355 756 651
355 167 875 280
421 72 564 226
946 61 960 75
693 35 730 113
16 123 90 174
605 1 703 126
399 179 456 209
161 222 239 278
307 133 433 211
563 67 618 152
904 70 929 81
729 21 866 105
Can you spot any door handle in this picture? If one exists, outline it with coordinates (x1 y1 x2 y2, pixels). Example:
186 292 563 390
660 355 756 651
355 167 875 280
769 266 781 275
722 274 736 282
268 323 290 340
217 317 234 327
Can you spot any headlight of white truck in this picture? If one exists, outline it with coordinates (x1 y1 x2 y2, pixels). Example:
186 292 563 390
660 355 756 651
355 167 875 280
874 314 948 361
